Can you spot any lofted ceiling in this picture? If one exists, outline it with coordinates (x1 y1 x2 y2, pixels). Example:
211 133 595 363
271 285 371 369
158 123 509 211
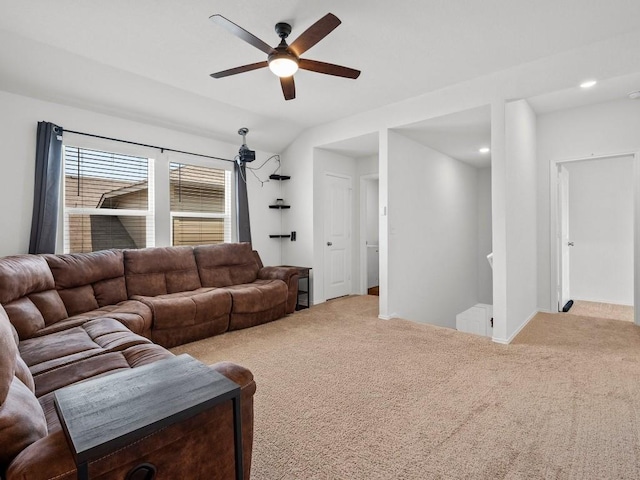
396 106 491 168
1 1 640 152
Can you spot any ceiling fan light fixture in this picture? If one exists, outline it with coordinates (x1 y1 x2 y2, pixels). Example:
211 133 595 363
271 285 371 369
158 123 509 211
268 55 299 77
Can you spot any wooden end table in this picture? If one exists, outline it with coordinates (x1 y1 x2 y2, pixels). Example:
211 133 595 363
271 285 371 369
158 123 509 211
280 266 311 310
54 354 243 480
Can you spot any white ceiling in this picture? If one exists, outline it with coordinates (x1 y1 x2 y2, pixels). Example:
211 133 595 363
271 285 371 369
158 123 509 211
528 71 640 115
396 106 491 168
1 1 640 151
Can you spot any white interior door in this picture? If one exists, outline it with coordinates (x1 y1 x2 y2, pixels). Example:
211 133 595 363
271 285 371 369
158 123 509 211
558 165 572 310
324 173 352 300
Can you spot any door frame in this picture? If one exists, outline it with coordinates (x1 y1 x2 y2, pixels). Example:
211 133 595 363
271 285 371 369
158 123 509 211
558 164 571 309
550 151 640 324
359 173 379 295
323 171 353 301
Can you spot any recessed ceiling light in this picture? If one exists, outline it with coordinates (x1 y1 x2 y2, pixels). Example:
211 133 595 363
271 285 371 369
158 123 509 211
580 80 597 89
479 147 490 154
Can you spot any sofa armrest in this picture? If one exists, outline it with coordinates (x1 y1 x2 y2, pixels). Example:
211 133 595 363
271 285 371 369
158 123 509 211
210 361 254 391
210 361 256 479
258 267 299 313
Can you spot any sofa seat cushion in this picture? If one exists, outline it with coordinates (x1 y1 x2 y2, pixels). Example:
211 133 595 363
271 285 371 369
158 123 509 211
20 318 152 380
30 300 153 338
226 280 288 331
132 288 232 348
37 343 174 434
227 280 288 313
32 343 173 398
132 288 231 330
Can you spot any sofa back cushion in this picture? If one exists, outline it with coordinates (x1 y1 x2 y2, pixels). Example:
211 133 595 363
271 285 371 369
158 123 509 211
1 305 35 395
124 246 202 297
0 305 17 405
194 243 260 287
0 305 46 469
0 256 67 340
44 250 128 316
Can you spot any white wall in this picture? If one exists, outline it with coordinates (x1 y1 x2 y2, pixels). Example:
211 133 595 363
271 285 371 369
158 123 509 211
357 155 379 178
243 154 283 266
566 156 634 305
387 130 479 328
537 98 640 312
477 167 493 304
0 90 281 265
495 99 537 342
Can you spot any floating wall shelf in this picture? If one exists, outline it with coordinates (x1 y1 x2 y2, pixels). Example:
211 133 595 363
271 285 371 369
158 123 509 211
269 174 292 239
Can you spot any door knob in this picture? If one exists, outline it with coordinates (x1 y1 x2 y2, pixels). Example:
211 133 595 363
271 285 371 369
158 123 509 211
567 242 574 246
327 242 332 246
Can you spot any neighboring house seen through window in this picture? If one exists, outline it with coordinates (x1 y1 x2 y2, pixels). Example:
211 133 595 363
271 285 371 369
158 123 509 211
63 146 154 253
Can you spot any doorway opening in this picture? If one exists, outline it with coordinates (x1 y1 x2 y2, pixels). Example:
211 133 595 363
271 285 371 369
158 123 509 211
314 133 379 306
555 153 639 323
360 174 379 296
390 104 493 333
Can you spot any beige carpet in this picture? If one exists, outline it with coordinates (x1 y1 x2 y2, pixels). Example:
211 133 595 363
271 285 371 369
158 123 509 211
568 299 634 322
172 296 640 479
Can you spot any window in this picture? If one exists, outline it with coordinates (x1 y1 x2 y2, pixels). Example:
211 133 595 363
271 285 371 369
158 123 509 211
63 146 154 253
61 144 234 253
170 162 232 246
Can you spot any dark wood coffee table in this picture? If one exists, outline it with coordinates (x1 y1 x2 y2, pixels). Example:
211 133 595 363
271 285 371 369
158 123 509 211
54 354 243 480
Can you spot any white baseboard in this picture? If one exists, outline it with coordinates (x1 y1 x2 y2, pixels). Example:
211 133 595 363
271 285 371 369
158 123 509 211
492 310 539 344
378 313 397 321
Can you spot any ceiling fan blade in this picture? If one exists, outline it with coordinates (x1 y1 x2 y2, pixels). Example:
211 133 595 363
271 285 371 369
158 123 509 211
210 61 268 79
288 13 341 57
210 14 275 55
280 76 296 100
298 59 360 79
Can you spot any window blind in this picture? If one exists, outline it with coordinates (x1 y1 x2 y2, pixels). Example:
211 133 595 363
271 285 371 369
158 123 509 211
169 162 231 246
64 146 153 253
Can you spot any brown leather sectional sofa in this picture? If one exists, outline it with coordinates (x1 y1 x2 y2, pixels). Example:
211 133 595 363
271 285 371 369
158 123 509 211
0 242 299 479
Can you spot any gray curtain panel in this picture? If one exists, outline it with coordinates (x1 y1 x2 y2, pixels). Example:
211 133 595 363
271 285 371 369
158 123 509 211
234 159 252 244
29 122 63 254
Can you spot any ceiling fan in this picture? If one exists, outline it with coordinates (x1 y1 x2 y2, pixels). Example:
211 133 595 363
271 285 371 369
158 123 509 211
209 13 361 101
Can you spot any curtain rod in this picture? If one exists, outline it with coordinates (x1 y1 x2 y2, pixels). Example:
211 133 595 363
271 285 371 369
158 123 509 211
64 129 235 163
